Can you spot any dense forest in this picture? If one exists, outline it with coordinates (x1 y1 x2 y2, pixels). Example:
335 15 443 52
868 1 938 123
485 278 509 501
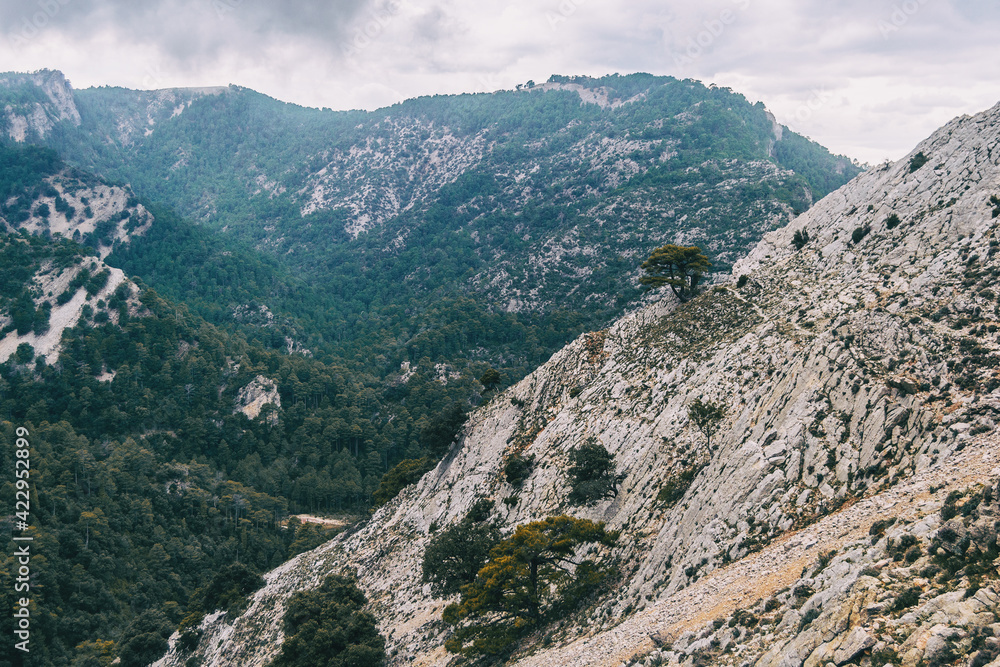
0 147 478 665
0 263 478 665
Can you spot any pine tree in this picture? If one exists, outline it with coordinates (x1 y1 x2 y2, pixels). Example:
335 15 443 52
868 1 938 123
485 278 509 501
639 245 711 302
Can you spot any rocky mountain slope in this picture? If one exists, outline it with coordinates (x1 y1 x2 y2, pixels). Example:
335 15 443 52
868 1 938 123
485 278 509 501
0 158 151 364
158 101 1000 667
0 69 80 141
2 71 859 320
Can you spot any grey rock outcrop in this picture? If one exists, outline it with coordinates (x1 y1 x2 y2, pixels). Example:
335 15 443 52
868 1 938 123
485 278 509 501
1 69 80 142
234 376 281 421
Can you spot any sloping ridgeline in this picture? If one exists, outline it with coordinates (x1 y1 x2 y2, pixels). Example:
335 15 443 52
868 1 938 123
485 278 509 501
3 71 859 381
163 102 1000 666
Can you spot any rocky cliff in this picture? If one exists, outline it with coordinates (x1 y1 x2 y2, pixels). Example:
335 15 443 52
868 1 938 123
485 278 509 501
0 69 80 142
159 103 1000 667
0 168 150 363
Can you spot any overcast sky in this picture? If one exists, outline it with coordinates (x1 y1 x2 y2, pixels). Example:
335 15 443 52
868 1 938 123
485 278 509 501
2 0 998 163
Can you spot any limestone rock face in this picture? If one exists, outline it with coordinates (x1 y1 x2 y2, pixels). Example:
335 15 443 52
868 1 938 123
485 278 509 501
234 376 281 420
0 258 135 365
1 70 80 142
7 176 154 259
160 101 1000 667
0 168 154 364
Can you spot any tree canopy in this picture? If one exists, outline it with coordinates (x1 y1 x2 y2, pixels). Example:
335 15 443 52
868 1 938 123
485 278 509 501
269 575 386 667
688 397 727 450
422 499 501 597
443 515 617 659
479 367 503 393
639 244 711 302
503 453 535 488
639 244 712 301
568 439 624 504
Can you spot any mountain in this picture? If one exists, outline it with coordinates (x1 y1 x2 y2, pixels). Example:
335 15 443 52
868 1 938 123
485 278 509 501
2 70 860 373
159 102 1000 667
0 69 80 141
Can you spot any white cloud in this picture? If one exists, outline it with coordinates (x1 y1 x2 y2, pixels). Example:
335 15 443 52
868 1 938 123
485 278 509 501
0 0 998 162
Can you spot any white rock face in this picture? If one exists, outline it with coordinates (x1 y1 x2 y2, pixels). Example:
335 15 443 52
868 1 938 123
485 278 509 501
298 120 492 237
234 376 281 420
96 85 228 147
1 70 80 141
161 100 1000 667
9 176 154 259
0 171 152 364
0 261 132 364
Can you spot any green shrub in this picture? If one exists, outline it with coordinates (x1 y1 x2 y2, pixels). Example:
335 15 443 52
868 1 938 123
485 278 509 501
892 586 922 611
421 499 500 597
871 647 900 665
885 213 901 229
728 609 758 628
908 151 929 172
116 610 173 667
178 628 202 652
919 564 941 579
14 342 34 364
568 439 623 504
888 534 918 561
504 453 535 487
372 457 434 507
86 268 111 296
191 563 265 615
793 584 814 601
941 500 958 521
656 464 702 508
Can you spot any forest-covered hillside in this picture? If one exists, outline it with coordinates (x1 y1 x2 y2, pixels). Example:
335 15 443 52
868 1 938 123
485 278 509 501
1 70 862 389
0 145 483 666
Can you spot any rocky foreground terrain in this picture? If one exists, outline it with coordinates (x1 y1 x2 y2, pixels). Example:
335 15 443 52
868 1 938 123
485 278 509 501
160 102 1000 667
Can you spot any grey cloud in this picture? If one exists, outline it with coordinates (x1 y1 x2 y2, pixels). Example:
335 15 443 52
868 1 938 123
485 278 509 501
1 0 371 66
1 0 998 162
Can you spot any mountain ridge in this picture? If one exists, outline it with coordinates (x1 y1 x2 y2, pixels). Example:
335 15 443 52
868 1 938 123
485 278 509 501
1 69 864 405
